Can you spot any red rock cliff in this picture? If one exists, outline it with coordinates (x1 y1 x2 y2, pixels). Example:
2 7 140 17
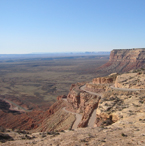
67 83 101 127
98 48 145 73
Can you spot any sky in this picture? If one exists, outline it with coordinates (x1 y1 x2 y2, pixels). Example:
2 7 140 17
0 0 145 54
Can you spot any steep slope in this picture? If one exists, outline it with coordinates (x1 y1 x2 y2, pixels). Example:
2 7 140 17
0 96 75 132
97 48 145 73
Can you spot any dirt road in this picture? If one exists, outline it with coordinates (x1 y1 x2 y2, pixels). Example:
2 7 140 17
62 107 82 129
63 83 145 129
110 86 145 91
0 97 31 112
80 85 102 128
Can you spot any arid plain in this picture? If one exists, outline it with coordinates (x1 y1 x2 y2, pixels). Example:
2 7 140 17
0 55 109 111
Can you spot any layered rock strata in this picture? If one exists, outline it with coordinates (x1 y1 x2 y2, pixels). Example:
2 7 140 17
98 48 145 73
85 73 117 93
93 76 114 84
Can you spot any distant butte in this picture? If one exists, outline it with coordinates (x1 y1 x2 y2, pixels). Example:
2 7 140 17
97 48 145 73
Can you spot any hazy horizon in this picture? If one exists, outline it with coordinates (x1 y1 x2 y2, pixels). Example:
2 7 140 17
0 51 110 54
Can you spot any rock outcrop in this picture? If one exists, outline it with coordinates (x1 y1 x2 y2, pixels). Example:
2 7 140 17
93 77 113 84
67 83 101 127
98 48 145 73
85 73 117 93
94 70 145 128
115 71 145 89
85 83 108 92
77 92 100 127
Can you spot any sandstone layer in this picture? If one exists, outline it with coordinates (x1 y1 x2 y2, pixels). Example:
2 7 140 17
97 48 145 73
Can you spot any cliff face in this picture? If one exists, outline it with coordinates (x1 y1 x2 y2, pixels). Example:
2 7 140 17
109 48 145 62
67 83 101 127
98 48 145 73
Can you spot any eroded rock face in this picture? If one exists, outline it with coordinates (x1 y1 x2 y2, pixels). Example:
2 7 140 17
109 48 145 62
93 70 145 127
94 88 145 128
67 88 80 110
85 83 107 93
85 73 117 93
78 93 100 127
98 48 145 73
95 94 122 127
93 77 114 84
67 84 101 128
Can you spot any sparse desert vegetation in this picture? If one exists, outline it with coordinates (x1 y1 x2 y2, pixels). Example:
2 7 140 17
0 55 108 111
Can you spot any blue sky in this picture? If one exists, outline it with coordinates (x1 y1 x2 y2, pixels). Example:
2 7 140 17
0 0 145 54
